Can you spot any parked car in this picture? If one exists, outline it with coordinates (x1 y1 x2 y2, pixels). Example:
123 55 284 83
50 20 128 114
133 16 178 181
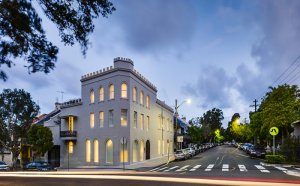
186 148 196 156
182 149 192 159
0 161 9 171
174 150 188 160
249 146 266 158
24 161 56 171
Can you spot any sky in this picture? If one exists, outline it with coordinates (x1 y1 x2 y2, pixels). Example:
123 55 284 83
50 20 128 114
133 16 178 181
1 0 300 128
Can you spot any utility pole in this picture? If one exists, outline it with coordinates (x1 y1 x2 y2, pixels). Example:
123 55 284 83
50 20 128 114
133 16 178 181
250 99 259 145
250 99 258 112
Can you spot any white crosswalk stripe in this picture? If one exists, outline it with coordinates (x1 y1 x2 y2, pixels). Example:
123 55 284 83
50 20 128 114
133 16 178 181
255 165 270 173
275 166 288 171
205 164 214 171
164 166 179 172
157 167 169 171
148 167 161 172
222 164 229 171
189 165 201 171
175 165 190 172
238 164 247 172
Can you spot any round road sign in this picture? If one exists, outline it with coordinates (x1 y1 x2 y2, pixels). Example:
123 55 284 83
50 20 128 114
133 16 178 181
269 127 279 136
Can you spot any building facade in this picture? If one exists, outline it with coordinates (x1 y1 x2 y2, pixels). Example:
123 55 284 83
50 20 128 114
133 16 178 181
45 57 174 168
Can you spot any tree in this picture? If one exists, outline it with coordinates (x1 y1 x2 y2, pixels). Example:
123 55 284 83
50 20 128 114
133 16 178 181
27 124 53 158
0 89 39 167
200 108 224 142
187 125 202 143
260 84 300 139
0 0 115 81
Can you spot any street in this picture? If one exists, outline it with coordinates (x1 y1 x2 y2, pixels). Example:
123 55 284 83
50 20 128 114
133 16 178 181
139 144 300 181
1 145 300 186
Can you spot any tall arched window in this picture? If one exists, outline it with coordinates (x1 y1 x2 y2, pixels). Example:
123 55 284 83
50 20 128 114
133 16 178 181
90 112 94 128
146 95 149 108
99 86 104 101
106 139 113 164
133 87 137 102
140 140 144 161
109 84 114 100
140 91 144 105
86 139 91 162
120 138 128 163
94 139 99 163
90 89 95 103
133 140 138 162
121 83 127 98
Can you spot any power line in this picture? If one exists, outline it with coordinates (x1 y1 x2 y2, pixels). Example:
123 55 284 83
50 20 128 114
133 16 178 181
272 55 300 86
277 59 300 85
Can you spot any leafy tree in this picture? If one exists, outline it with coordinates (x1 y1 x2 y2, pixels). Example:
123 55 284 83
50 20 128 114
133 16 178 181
260 84 300 138
214 129 224 143
27 124 53 158
0 89 39 167
0 0 115 81
187 125 202 143
200 108 224 142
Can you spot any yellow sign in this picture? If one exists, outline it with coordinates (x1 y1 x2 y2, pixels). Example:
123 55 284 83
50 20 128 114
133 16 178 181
269 127 279 136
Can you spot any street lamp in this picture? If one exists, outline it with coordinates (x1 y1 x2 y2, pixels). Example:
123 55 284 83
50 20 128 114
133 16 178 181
174 98 191 150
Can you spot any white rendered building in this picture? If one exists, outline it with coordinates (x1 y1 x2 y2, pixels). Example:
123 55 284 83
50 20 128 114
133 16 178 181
45 57 174 168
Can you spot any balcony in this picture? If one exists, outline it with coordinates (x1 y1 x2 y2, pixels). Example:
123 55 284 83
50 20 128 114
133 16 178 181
60 131 77 141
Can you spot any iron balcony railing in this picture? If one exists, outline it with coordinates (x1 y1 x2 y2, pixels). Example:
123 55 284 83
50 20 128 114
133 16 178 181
60 131 77 138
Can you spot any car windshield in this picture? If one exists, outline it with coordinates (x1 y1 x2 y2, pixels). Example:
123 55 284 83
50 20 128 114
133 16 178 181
1 1 300 185
0 162 6 165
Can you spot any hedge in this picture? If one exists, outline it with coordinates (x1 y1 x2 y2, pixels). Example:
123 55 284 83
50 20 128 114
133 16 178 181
265 155 286 164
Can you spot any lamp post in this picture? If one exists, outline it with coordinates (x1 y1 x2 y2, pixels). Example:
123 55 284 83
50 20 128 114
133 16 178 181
174 99 191 150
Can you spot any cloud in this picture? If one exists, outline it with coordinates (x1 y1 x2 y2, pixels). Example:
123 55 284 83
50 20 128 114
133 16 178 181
182 65 237 108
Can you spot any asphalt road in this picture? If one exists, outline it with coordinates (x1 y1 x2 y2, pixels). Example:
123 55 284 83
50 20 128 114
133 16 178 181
139 144 300 181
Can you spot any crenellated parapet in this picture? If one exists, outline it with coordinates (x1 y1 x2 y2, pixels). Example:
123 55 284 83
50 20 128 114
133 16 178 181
61 98 82 108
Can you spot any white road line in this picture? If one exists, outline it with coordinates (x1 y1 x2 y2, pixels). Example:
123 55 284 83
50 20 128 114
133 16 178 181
205 164 214 171
175 165 190 172
148 167 161 172
157 167 169 171
238 164 247 172
255 165 270 173
275 167 288 171
189 165 201 172
222 164 229 171
164 166 179 172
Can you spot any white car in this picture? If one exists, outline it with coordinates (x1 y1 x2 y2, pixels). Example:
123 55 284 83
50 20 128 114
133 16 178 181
0 161 9 171
175 150 188 160
186 148 196 156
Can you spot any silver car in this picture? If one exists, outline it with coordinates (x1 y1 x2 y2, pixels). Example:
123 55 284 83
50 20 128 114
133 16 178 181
0 161 9 171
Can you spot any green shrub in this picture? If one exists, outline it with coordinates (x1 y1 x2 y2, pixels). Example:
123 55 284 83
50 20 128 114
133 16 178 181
265 155 286 164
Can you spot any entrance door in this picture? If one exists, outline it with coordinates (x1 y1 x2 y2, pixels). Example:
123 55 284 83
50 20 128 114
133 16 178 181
146 140 150 160
48 145 60 167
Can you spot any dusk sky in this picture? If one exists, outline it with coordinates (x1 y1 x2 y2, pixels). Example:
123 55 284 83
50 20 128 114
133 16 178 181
2 0 300 128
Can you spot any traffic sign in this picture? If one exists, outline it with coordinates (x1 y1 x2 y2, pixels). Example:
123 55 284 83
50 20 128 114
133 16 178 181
269 127 279 136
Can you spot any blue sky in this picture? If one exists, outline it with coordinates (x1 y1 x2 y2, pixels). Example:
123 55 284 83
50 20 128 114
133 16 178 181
2 0 300 127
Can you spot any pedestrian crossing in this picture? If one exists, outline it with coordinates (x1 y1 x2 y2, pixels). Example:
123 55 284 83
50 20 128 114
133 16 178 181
148 163 298 174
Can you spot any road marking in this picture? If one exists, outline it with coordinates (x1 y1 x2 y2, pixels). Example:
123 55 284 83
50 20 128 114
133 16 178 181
255 165 270 173
205 164 214 171
222 164 229 171
164 166 179 172
296 168 300 171
148 167 161 172
275 167 287 171
189 165 201 172
175 165 190 172
238 164 247 172
156 167 168 171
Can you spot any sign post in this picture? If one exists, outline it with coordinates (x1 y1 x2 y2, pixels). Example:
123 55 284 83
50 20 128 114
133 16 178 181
269 127 279 155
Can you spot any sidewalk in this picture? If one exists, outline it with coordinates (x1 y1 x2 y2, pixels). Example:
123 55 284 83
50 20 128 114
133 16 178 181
260 162 300 177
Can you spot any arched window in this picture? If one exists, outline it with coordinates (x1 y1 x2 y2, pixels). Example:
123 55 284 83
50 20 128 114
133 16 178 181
106 139 113 164
109 84 114 100
120 138 128 163
90 89 95 103
133 140 138 162
133 87 137 102
121 83 127 98
99 86 104 101
94 139 99 163
68 141 73 154
140 91 144 105
86 139 91 162
146 96 150 108
140 140 144 161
